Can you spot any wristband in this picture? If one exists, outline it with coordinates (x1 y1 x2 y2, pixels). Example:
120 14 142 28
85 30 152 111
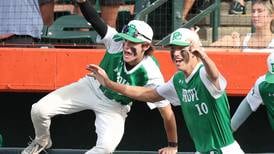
168 142 178 147
76 0 86 3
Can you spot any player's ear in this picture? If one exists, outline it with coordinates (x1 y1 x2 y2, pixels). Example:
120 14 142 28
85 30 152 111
142 43 150 51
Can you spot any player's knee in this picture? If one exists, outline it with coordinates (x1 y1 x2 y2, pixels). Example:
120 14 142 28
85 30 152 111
31 103 48 119
85 146 114 154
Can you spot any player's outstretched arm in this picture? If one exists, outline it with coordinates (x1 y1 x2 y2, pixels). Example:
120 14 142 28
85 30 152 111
158 105 178 154
231 97 253 132
86 64 165 103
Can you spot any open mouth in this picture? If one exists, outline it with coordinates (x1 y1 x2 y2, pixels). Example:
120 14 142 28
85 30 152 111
175 59 184 63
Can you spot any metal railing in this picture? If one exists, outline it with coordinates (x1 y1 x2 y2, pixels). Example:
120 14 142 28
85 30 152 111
134 0 168 21
156 0 220 46
132 0 220 46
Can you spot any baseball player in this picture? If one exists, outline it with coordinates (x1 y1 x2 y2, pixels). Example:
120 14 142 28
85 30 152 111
232 52 274 131
21 1 178 154
87 28 245 154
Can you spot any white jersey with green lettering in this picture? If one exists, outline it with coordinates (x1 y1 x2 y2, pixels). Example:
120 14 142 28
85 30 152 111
156 63 235 152
95 26 169 108
246 75 274 130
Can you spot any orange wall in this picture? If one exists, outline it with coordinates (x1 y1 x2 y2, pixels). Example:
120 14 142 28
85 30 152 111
0 47 268 96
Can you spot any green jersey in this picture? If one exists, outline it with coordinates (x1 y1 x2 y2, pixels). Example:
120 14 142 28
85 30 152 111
99 52 164 105
157 63 234 152
246 75 274 130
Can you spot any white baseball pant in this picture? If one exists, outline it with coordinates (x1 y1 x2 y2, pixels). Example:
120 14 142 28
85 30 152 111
30 77 129 154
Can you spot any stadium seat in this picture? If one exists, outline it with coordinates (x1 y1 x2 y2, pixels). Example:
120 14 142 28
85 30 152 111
43 14 97 44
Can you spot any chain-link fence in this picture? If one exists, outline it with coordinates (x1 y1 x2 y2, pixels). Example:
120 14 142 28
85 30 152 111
0 0 273 49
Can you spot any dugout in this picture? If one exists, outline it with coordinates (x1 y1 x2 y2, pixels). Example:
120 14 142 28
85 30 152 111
0 93 273 153
0 48 273 153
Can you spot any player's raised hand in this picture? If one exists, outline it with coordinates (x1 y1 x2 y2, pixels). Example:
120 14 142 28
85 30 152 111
189 39 206 60
86 64 109 86
158 146 178 154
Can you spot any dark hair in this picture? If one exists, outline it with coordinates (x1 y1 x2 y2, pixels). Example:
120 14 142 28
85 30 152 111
144 44 154 56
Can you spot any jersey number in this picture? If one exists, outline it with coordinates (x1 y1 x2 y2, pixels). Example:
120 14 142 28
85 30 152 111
195 103 208 115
